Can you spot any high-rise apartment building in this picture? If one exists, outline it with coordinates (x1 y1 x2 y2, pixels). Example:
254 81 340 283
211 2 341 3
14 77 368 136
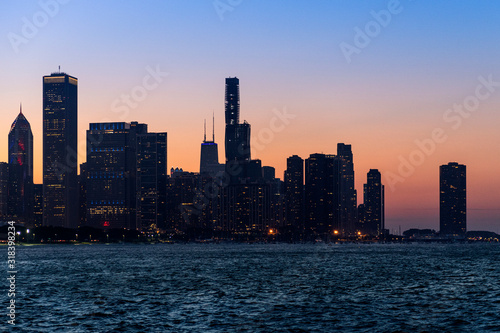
136 132 167 232
284 155 304 237
224 77 250 181
305 153 341 236
362 169 384 236
337 143 357 235
440 162 466 236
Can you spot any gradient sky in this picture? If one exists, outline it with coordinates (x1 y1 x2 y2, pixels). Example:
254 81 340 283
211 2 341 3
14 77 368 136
1 0 499 232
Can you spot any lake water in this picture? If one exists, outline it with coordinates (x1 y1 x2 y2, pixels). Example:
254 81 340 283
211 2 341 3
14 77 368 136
5 243 500 332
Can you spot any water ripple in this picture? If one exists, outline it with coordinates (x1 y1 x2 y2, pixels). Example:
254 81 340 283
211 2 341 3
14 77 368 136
6 243 500 332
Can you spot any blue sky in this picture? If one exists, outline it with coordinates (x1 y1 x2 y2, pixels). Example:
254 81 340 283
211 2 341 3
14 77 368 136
1 0 500 231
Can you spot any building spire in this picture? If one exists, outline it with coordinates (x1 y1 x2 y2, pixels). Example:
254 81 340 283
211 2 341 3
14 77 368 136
212 111 215 142
20 103 22 115
203 119 206 142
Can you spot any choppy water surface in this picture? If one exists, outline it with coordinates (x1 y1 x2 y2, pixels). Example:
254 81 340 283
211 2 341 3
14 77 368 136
6 243 500 332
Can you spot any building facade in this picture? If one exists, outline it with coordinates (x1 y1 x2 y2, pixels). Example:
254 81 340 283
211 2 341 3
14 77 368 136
224 77 251 182
440 162 466 236
136 132 167 232
42 72 78 228
305 153 341 237
86 122 147 229
0 163 9 219
361 169 384 236
8 108 34 224
284 155 304 238
337 143 357 235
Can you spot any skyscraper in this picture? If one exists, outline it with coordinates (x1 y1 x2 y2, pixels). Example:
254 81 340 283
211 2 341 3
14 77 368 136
305 153 340 236
8 106 34 224
337 143 357 235
86 121 147 229
225 77 240 126
284 155 304 237
200 117 223 175
136 132 167 232
440 162 466 236
224 77 250 181
78 162 87 226
43 72 78 228
362 169 384 236
219 77 270 238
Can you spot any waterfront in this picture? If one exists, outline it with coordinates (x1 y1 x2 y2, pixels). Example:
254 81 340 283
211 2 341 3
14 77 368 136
6 243 500 332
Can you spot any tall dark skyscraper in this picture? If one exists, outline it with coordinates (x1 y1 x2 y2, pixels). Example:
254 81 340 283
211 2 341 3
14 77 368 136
43 72 78 228
361 169 385 236
285 155 304 237
224 77 250 177
305 153 340 236
440 162 466 236
218 77 270 237
136 132 167 232
86 122 147 229
337 143 357 235
8 106 34 224
200 117 223 175
225 77 240 126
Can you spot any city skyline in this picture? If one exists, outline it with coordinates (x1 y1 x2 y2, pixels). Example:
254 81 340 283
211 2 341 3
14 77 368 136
0 71 491 234
1 1 500 232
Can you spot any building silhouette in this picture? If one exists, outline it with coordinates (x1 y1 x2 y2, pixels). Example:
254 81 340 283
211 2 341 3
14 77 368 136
357 203 365 233
440 162 466 236
166 168 199 233
42 72 78 228
361 169 384 236
0 162 8 219
200 116 223 176
33 184 43 227
78 162 87 227
224 77 250 181
284 155 304 239
262 166 283 232
86 122 147 229
136 132 167 232
337 143 357 235
8 106 34 224
305 153 341 237
219 77 271 238
219 181 271 238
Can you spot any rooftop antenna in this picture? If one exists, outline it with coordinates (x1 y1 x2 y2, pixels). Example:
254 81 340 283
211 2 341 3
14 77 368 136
58 65 61 73
203 119 206 142
212 111 215 142
20 103 22 114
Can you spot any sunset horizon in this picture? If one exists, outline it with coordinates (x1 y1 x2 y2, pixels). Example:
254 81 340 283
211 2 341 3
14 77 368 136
1 1 500 232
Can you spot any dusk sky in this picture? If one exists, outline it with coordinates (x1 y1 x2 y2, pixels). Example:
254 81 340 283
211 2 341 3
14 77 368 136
1 0 499 232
